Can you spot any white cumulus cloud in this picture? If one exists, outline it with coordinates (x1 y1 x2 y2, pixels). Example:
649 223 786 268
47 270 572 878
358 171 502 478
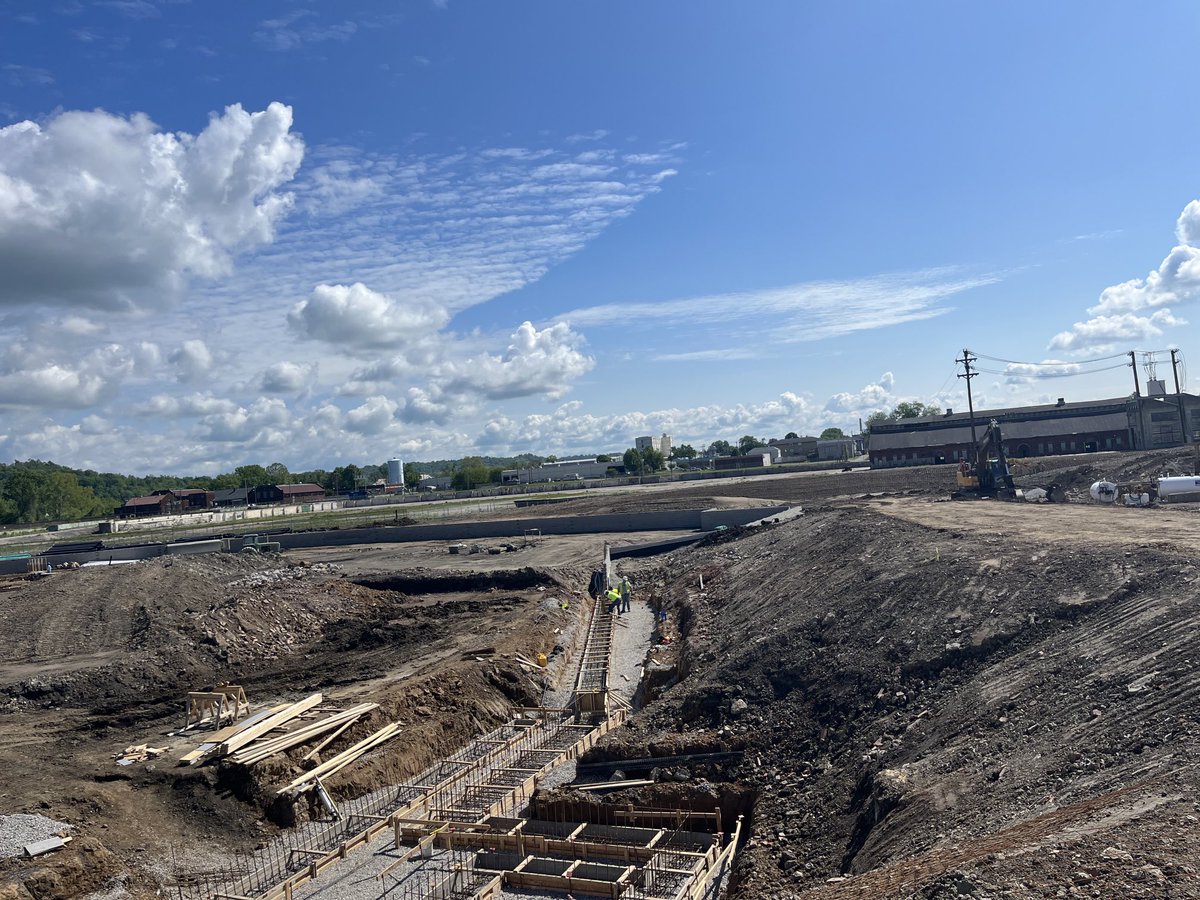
260 360 317 394
288 282 449 348
169 339 214 381
0 102 303 312
1050 198 1200 352
436 321 594 402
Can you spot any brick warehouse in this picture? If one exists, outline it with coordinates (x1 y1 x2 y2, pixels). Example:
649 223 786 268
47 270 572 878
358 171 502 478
869 391 1200 468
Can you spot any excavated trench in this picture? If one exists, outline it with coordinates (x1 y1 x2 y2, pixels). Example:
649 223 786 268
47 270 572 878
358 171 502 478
351 567 556 594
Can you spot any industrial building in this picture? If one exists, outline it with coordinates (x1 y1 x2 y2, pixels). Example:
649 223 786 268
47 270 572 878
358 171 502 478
869 384 1200 468
501 458 617 484
816 438 856 461
634 433 672 456
768 435 818 460
714 450 773 470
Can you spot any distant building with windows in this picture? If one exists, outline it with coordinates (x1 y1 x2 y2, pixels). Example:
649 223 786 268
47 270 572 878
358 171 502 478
868 389 1200 468
634 434 672 455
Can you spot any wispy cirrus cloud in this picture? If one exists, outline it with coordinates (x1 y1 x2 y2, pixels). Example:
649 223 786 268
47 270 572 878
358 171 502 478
558 269 999 342
653 348 756 362
254 10 359 51
4 64 54 86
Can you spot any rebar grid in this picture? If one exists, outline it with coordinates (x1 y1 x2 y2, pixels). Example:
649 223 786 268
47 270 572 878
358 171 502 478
396 849 486 900
174 711 574 900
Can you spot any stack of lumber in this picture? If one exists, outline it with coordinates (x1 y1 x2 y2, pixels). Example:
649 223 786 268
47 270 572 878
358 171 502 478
278 722 402 795
228 702 379 765
177 703 289 766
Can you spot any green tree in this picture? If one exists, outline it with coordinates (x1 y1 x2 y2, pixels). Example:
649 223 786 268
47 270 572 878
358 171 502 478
4 468 44 521
234 464 270 487
672 444 697 460
403 462 421 489
707 440 734 457
265 462 290 483
452 457 490 489
819 427 845 440
891 401 942 420
41 472 103 520
640 447 664 472
738 435 763 455
622 448 643 475
595 454 612 463
865 402 944 430
339 464 362 493
785 431 799 440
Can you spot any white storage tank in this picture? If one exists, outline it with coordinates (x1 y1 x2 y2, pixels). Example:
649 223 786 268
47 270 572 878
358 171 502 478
1157 476 1200 502
387 457 403 486
1089 481 1118 503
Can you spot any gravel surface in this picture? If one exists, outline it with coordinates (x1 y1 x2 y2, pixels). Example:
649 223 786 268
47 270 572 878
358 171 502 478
609 599 654 708
0 813 72 859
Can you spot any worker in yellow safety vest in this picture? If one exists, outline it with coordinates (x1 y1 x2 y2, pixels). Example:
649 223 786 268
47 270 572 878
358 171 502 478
605 585 622 615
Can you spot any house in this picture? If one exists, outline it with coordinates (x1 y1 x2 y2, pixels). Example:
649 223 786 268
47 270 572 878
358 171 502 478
212 488 251 508
153 488 213 511
117 494 173 518
250 483 327 504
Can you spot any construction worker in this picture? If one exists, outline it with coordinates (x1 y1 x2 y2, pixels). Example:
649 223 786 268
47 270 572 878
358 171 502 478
605 585 622 615
619 574 632 613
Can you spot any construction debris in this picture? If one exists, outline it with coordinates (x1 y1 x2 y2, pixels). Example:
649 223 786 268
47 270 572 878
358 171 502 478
116 744 168 765
23 836 71 857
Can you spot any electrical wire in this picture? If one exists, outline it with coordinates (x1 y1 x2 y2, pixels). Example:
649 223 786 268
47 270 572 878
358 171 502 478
967 349 1128 366
973 361 1132 378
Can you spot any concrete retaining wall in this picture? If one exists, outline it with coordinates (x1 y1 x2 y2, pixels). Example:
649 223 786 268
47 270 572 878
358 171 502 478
0 506 790 575
239 506 788 551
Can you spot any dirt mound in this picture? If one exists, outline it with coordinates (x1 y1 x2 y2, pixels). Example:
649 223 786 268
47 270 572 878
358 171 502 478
611 505 1200 898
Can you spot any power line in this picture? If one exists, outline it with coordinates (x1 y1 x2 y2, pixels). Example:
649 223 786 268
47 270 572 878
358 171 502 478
967 349 1128 366
974 361 1130 378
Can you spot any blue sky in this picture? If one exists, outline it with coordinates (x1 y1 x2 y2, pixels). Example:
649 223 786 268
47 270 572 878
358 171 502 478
2 1 1200 473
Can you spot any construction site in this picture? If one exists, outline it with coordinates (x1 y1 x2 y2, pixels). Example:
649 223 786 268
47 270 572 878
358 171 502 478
2 448 1200 900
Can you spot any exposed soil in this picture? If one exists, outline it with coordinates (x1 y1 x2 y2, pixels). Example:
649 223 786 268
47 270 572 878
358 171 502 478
4 450 1200 900
582 490 1200 897
0 554 583 900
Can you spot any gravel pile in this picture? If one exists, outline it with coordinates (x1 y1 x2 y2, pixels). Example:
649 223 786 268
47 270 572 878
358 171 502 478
0 813 73 859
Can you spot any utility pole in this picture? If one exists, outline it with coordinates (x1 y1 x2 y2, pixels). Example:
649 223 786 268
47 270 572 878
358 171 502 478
1129 350 1141 397
957 349 978 448
1171 348 1188 443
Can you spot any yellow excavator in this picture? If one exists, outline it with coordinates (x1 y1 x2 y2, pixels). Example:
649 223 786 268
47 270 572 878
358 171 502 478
953 419 1063 501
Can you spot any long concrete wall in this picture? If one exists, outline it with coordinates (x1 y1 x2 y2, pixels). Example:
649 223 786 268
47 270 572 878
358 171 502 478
0 506 789 575
240 506 788 551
